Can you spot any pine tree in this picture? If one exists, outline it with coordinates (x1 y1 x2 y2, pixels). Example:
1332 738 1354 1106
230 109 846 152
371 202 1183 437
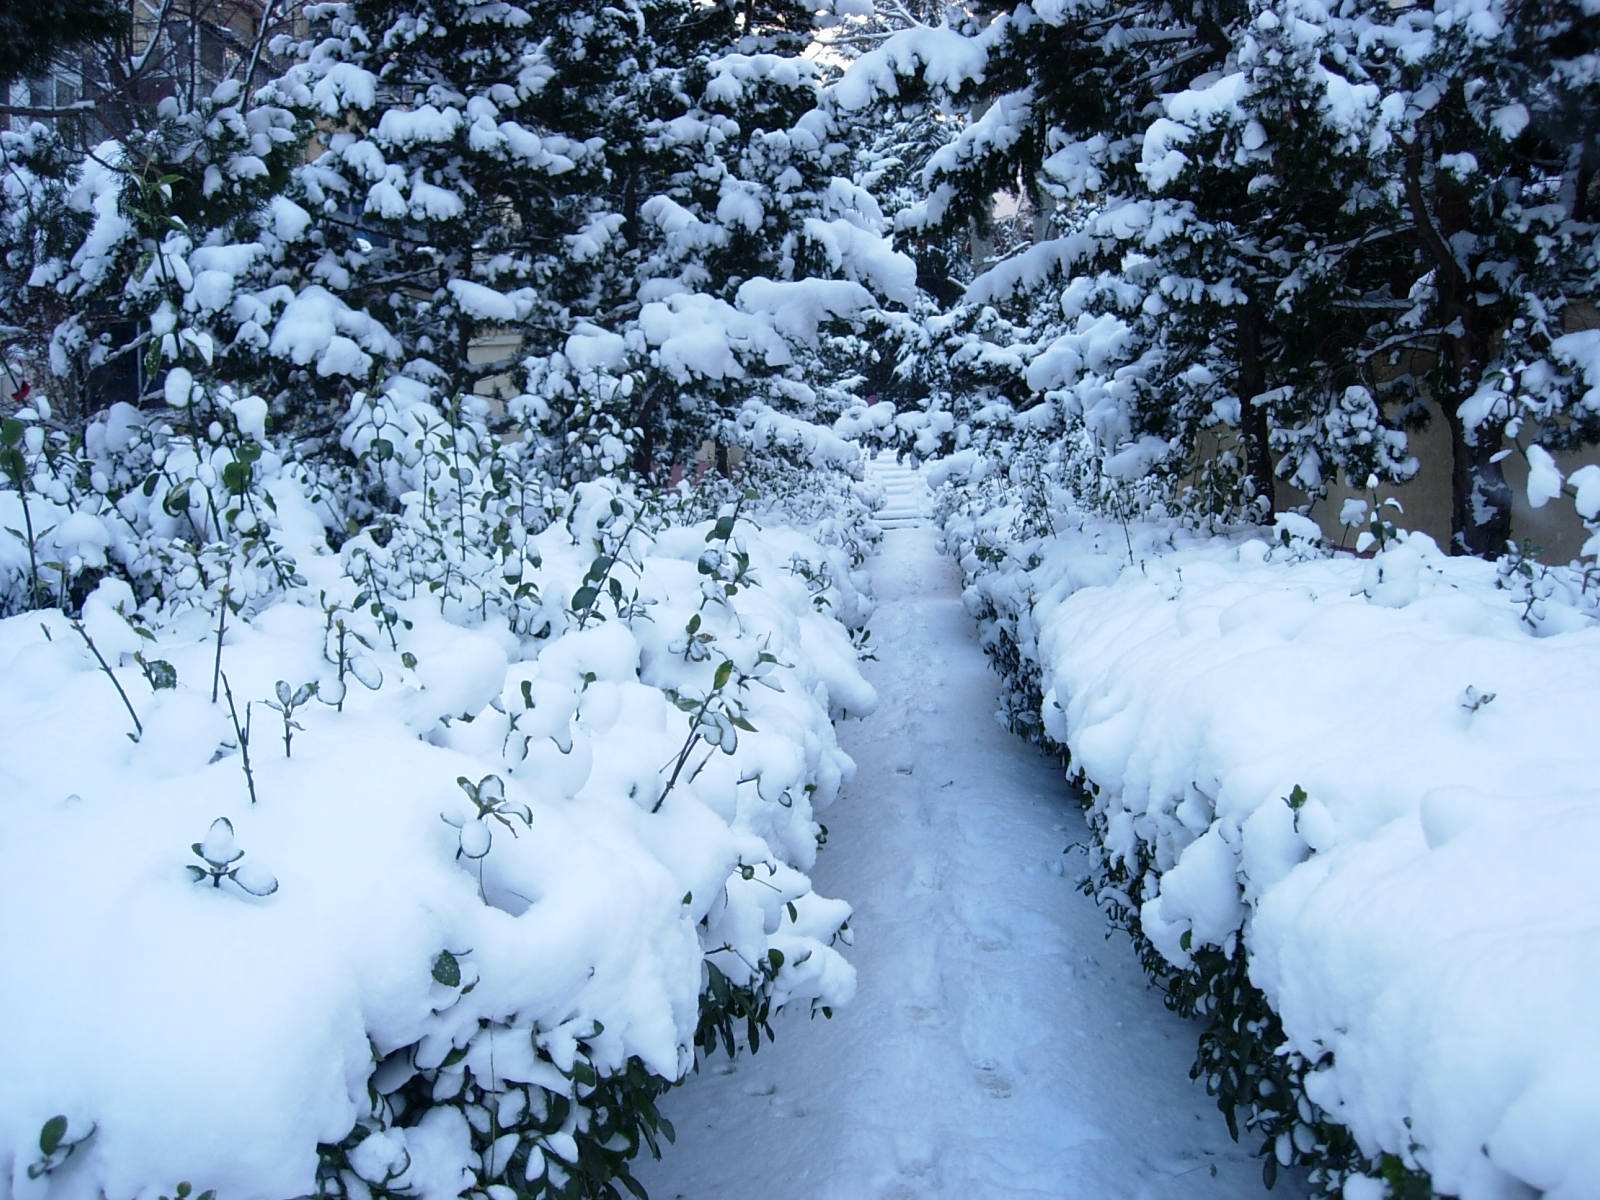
0 0 125 91
264 2 623 403
264 0 911 483
1352 0 1600 555
1135 0 1420 513
835 0 1599 554
836 0 1215 489
1 82 303 426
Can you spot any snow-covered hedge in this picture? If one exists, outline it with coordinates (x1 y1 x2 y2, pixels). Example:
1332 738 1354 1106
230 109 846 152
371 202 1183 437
0 380 877 1198
684 450 885 579
935 456 1600 1199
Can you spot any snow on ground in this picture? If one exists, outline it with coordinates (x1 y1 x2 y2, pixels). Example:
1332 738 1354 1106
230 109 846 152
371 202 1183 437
636 515 1298 1200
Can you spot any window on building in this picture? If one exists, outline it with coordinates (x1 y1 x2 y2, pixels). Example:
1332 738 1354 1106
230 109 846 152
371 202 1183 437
9 69 90 146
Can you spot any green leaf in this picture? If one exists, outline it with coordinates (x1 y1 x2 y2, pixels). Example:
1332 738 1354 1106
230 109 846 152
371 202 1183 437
713 660 733 690
571 585 598 613
706 962 732 1006
39 1115 67 1156
162 484 192 518
146 660 178 691
0 418 23 447
431 950 461 988
221 460 252 495
535 1092 572 1135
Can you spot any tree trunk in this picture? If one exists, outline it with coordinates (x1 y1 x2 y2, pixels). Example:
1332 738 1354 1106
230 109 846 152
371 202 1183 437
620 163 641 250
1572 136 1596 225
1237 301 1276 512
632 421 656 481
1441 375 1513 558
1402 140 1512 557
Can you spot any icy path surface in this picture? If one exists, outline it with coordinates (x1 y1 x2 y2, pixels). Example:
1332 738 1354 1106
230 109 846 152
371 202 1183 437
636 520 1300 1200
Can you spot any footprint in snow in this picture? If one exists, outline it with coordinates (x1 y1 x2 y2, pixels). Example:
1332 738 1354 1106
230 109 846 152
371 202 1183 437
966 919 1013 952
903 1003 939 1026
975 1062 1015 1099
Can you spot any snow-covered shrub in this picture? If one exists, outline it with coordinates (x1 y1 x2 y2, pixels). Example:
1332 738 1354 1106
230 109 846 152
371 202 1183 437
672 444 884 576
0 424 878 1197
935 466 1600 1199
928 426 1183 744
0 381 308 620
2 264 880 1198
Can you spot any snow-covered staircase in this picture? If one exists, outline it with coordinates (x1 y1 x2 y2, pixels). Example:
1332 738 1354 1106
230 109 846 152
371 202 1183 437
867 454 929 530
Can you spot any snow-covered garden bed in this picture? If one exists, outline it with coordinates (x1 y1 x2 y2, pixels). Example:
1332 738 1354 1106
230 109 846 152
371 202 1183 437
936 458 1600 1200
0 385 878 1198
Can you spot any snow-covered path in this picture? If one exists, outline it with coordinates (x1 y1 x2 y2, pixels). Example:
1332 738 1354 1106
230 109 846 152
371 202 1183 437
636 519 1299 1200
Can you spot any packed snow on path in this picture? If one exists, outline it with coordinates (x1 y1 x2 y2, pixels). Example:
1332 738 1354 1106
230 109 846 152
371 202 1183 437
636 520 1299 1200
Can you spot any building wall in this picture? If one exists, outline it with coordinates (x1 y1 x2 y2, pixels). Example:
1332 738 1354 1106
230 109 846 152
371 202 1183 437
1284 405 1596 561
1286 303 1600 560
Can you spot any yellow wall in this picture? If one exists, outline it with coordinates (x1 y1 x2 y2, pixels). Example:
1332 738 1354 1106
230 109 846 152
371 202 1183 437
1286 403 1597 561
